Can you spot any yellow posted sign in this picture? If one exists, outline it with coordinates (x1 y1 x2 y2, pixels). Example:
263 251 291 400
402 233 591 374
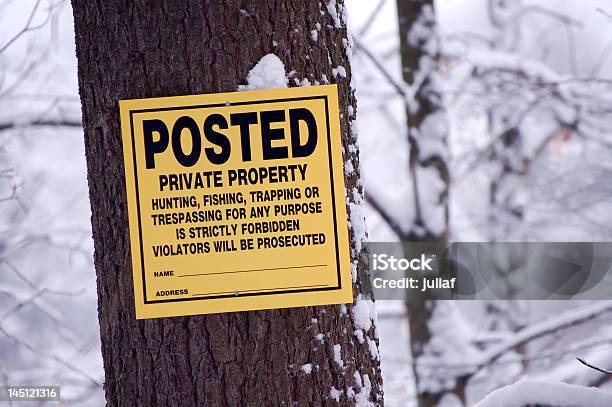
119 85 352 319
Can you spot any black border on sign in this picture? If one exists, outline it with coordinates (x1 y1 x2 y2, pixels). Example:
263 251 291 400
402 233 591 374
127 95 343 304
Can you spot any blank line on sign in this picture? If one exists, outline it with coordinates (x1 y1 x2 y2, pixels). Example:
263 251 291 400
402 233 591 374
178 264 328 278
190 284 331 297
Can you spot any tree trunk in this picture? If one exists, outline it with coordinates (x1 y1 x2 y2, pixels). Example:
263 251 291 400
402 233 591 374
71 1 383 405
396 1 455 406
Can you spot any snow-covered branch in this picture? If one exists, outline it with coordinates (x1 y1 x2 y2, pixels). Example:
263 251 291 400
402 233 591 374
475 380 612 407
477 301 612 369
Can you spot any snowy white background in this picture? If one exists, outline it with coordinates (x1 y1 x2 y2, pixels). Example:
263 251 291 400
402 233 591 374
348 1 612 406
2 0 612 405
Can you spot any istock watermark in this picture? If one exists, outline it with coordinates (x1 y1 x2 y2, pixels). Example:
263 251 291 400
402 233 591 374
363 242 612 300
371 253 456 292
372 253 434 271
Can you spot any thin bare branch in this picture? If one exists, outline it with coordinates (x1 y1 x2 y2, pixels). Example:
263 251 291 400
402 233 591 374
0 118 82 132
358 0 387 37
597 7 612 21
577 357 612 375
515 5 583 28
365 193 407 239
0 0 42 54
0 321 101 388
353 36 409 98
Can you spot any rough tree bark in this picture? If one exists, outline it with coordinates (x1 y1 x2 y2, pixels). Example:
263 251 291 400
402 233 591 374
396 1 458 407
71 1 383 405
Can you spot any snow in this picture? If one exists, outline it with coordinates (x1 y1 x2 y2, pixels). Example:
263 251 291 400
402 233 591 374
343 37 353 62
333 343 344 369
238 54 287 91
330 386 342 401
348 202 366 254
326 0 342 29
332 66 347 78
474 381 612 407
9 2 612 407
354 372 374 407
301 363 313 374
341 3 348 25
350 117 360 143
467 48 566 84
531 335 612 386
367 338 379 360
478 300 612 366
407 4 435 49
414 302 481 394
310 30 318 42
416 112 449 161
352 297 374 331
351 261 358 283
348 186 367 260
415 166 448 236
345 160 354 174
354 329 365 344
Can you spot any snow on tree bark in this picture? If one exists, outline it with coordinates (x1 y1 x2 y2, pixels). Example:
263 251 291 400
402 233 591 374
71 1 383 405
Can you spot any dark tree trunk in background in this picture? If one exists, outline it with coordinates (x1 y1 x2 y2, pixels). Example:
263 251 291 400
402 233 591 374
396 1 457 407
397 0 449 243
71 1 383 405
